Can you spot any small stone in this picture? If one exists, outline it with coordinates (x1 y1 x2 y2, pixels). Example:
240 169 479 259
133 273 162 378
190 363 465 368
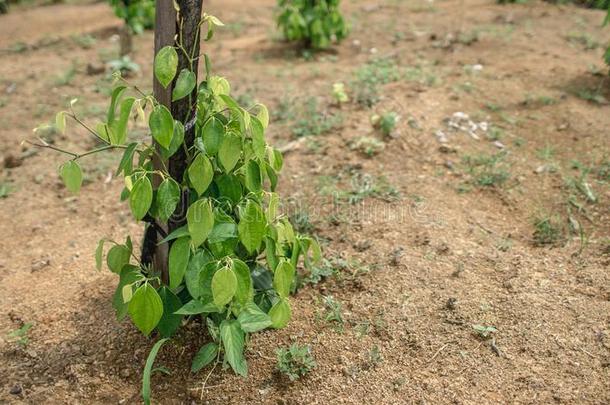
10 385 22 395
446 298 458 310
86 63 105 76
438 145 457 154
119 368 131 378
4 154 22 168
493 141 505 149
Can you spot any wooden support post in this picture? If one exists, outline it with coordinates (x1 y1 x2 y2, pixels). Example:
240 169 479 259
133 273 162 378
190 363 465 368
148 0 203 284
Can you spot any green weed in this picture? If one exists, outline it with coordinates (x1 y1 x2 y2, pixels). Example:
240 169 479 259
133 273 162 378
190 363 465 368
352 58 401 107
533 213 565 246
461 152 510 188
276 344 316 381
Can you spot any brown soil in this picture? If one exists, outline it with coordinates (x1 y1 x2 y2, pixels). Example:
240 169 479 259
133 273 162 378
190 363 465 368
1 0 610 404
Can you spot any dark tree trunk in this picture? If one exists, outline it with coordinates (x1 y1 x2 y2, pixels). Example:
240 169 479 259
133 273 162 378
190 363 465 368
143 0 203 284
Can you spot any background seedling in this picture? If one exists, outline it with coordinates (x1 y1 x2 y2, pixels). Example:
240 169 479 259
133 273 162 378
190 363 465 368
276 344 316 381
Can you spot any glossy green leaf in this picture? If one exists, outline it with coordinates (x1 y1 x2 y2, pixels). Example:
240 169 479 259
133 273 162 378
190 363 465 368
154 46 178 88
184 250 213 298
220 320 247 377
232 259 253 308
156 178 180 222
218 133 242 172
215 174 243 204
244 159 262 192
107 86 127 123
106 244 131 273
202 117 224 155
175 299 219 315
250 117 266 160
55 111 66 134
273 259 294 298
112 264 142 320
129 176 153 220
187 199 214 247
169 237 191 289
211 266 237 307
157 286 183 338
172 69 196 101
128 283 163 336
95 239 105 271
109 97 135 145
149 105 174 150
60 160 82 194
238 200 266 253
158 225 188 245
188 153 214 195
116 142 138 176
269 298 291 329
160 120 184 159
237 302 272 333
191 342 218 373
256 104 269 128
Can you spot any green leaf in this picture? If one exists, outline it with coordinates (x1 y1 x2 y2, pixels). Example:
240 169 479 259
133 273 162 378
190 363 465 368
129 176 153 221
244 159 262 192
172 69 196 101
256 104 269 128
107 86 126 123
273 260 294 298
156 178 180 222
142 338 169 405
188 153 214 195
218 133 242 172
60 160 82 194
168 237 191 289
106 244 131 273
116 142 138 176
128 283 164 336
175 299 220 315
202 117 224 155
112 265 142 320
238 200 266 253
232 259 253 308
55 111 66 134
220 320 248 377
154 46 178 88
191 342 218 373
109 97 135 145
158 225 189 245
215 174 242 204
157 287 183 338
198 262 219 303
187 199 214 247
237 302 272 333
160 120 184 159
95 239 105 271
250 117 266 160
211 266 237 307
269 298 291 329
184 250 213 298
149 105 174 149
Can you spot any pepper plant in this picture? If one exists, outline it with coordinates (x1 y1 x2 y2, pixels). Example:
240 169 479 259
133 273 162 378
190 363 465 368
32 13 321 386
110 0 156 34
276 0 349 49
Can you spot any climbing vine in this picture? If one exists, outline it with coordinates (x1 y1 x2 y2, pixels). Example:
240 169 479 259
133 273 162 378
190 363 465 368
31 13 320 403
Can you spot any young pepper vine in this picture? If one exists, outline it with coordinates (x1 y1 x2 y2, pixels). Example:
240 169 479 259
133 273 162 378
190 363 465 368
31 13 322 398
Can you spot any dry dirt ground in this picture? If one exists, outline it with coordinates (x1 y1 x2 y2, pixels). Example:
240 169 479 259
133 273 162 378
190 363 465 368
1 0 610 404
